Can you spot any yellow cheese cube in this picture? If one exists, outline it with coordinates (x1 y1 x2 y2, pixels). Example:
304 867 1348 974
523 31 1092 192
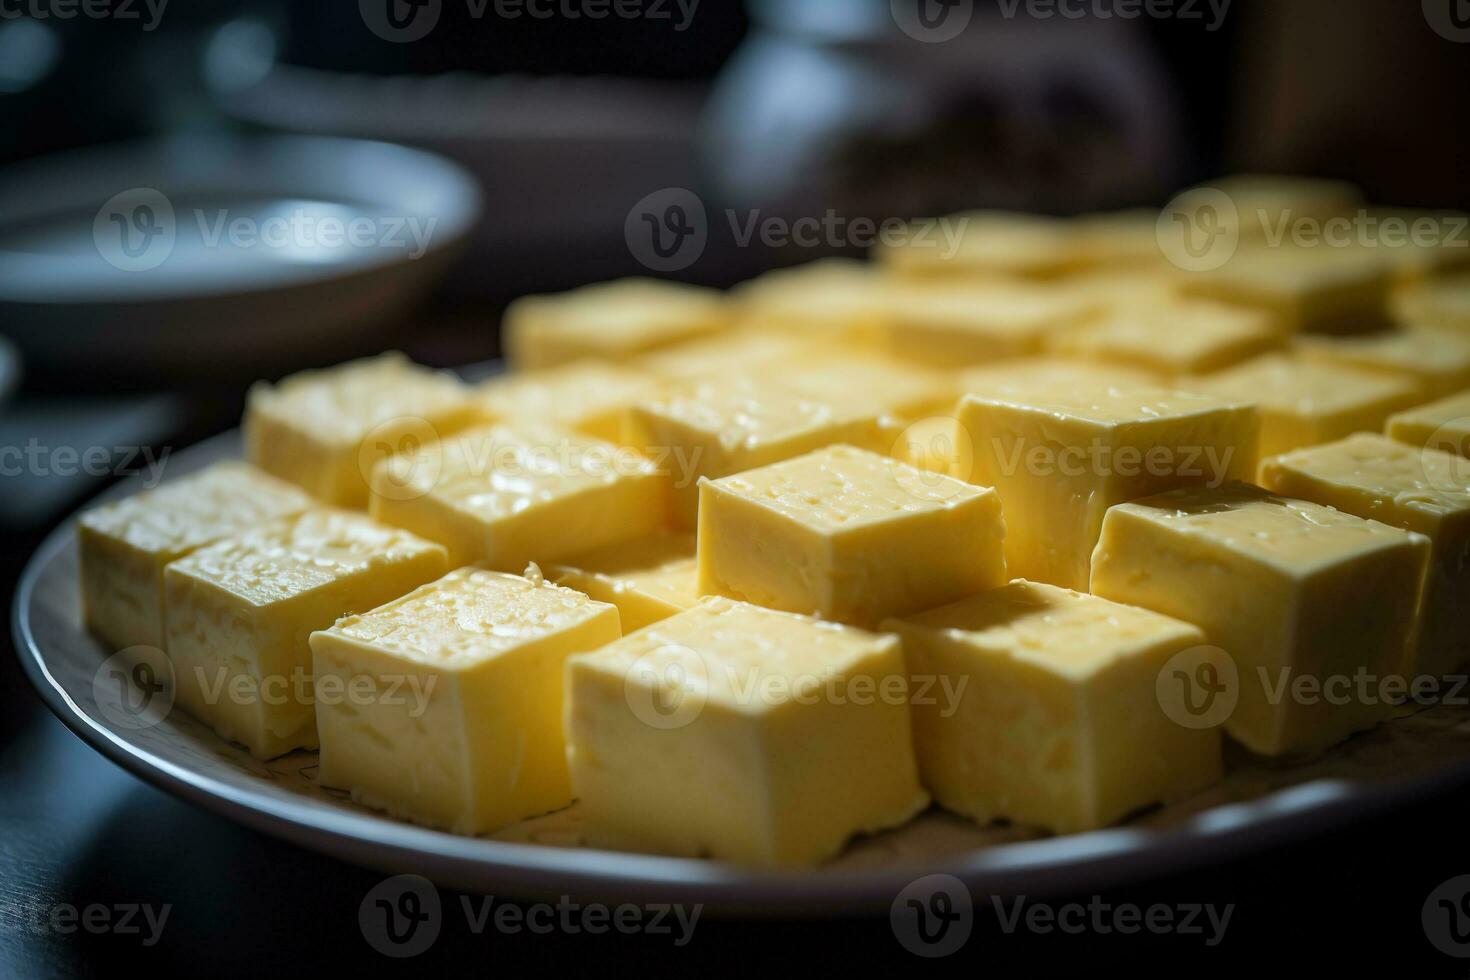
1091 483 1430 757
162 510 448 758
957 382 1258 590
877 211 1083 280
368 421 667 570
476 360 661 444
731 258 893 345
504 278 727 370
565 597 928 866
244 353 480 508
310 567 620 834
547 532 699 633
1051 300 1282 377
958 358 1157 397
1070 210 1176 272
1055 268 1181 312
1394 274 1470 332
698 446 1008 627
1191 354 1422 459
768 354 956 421
1387 389 1470 459
628 376 883 527
78 462 313 652
884 283 1102 366
1207 174 1362 239
634 330 813 382
1260 433 1470 677
1358 208 1470 284
885 581 1221 834
1178 250 1393 336
1296 330 1470 401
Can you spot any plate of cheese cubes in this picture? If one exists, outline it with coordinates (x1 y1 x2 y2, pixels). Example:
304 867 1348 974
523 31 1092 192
16 178 1470 910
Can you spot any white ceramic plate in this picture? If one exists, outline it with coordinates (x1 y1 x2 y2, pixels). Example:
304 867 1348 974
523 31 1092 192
16 395 1470 912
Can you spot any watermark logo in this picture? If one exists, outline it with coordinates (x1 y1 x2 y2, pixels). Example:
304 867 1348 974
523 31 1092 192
994 0 1231 31
2 0 169 31
1421 418 1470 492
1423 875 1470 957
361 416 444 503
994 896 1233 945
989 436 1237 488
361 0 442 42
1157 187 1239 272
626 187 708 273
891 874 973 957
20 901 171 946
624 645 709 730
92 646 175 732
94 187 175 272
1423 0 1470 42
892 0 973 43
360 874 442 958
1156 645 1237 730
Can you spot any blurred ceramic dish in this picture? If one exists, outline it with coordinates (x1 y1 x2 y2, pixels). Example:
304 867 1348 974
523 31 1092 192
0 134 480 380
16 368 1470 910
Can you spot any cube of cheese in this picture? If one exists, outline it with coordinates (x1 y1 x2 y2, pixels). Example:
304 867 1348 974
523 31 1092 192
1387 389 1470 459
634 331 813 382
565 597 928 866
1178 250 1393 336
310 567 621 834
957 382 1258 590
731 259 893 346
1394 274 1470 332
1070 210 1176 272
698 446 1008 627
244 353 480 508
877 211 1083 280
1296 330 1470 401
1191 354 1422 459
368 421 666 570
885 581 1221 834
547 532 699 634
78 462 313 652
1055 268 1181 312
884 283 1101 366
1358 208 1470 284
476 360 661 444
768 354 956 421
162 510 448 758
1208 174 1362 238
1091 483 1430 757
628 376 883 527
504 278 727 370
1051 300 1282 377
1260 433 1470 677
958 358 1156 397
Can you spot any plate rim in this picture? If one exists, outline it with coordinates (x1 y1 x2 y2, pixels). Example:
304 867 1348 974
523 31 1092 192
14 429 1470 912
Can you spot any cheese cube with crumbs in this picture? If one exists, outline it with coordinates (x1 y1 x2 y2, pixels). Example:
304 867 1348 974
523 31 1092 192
698 446 1007 627
369 421 666 570
162 510 448 758
78 462 313 652
1191 354 1422 459
1387 389 1470 459
957 382 1258 590
311 567 621 834
1051 300 1282 378
885 581 1221 834
628 376 883 527
244 353 480 508
547 532 699 634
476 360 661 444
1178 250 1392 336
1091 483 1430 757
565 598 928 866
1296 330 1470 401
504 278 728 370
1261 434 1470 677
883 283 1101 366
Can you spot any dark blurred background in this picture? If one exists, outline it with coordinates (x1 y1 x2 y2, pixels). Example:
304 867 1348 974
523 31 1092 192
3 1 1470 974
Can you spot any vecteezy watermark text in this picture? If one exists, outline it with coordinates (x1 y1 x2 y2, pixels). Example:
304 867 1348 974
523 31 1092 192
0 440 170 487
0 0 168 31
13 901 171 946
989 437 1239 489
359 0 699 43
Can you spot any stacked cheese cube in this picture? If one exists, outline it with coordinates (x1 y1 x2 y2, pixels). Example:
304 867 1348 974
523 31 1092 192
77 173 1470 867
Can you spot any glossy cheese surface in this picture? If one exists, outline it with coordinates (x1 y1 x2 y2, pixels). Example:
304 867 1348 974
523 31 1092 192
1297 330 1470 400
1052 300 1281 376
1261 433 1470 676
476 360 660 443
1192 354 1421 459
958 358 1156 398
887 580 1220 833
769 354 955 421
311 567 620 834
369 421 666 568
1387 389 1470 458
504 278 727 369
548 533 699 634
698 445 1008 626
565 597 927 866
1091 482 1430 757
78 462 314 652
